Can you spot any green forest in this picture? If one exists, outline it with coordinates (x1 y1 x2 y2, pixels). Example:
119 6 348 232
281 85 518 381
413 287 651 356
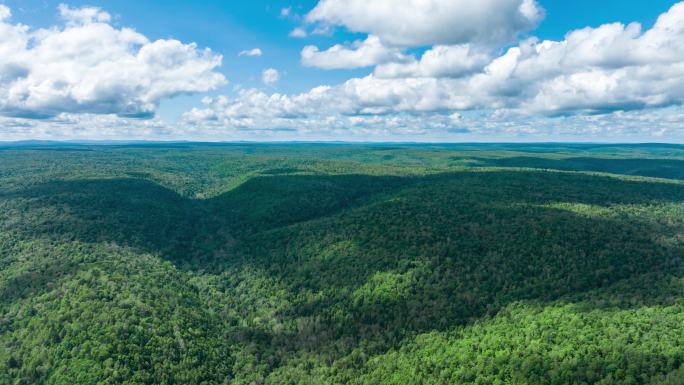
0 142 683 385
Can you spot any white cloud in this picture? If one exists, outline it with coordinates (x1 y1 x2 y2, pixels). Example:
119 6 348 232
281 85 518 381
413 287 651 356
311 25 334 37
305 0 544 47
374 45 490 78
289 27 307 38
4 1 684 142
180 92 684 141
302 35 409 69
0 4 12 20
58 3 111 25
262 68 280 86
491 3 684 115
181 2 684 139
0 112 177 141
3 100 684 142
280 7 291 18
299 0 541 75
0 4 225 119
239 48 262 57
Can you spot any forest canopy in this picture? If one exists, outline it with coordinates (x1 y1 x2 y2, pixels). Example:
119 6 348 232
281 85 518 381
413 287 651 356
0 142 683 385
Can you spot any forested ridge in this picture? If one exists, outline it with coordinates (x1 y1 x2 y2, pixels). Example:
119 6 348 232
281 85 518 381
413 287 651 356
0 143 683 384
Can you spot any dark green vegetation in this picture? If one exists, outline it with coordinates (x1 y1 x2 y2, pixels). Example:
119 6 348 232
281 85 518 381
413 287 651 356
0 142 683 385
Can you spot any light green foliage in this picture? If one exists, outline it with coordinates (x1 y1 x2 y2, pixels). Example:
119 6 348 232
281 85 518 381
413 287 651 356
352 270 418 305
0 143 683 384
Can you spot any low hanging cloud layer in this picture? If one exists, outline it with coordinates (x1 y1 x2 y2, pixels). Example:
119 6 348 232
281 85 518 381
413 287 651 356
186 1 684 137
3 103 682 142
0 4 225 119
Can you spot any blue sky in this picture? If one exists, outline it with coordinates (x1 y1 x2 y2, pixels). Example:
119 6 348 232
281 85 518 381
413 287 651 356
0 0 683 141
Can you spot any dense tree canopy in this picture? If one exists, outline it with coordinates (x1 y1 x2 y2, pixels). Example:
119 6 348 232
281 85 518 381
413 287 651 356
0 143 682 384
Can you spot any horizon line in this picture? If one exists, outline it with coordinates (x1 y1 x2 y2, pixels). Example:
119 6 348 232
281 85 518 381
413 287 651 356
1 140 684 146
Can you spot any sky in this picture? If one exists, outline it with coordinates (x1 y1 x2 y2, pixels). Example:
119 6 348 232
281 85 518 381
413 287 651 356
0 0 682 142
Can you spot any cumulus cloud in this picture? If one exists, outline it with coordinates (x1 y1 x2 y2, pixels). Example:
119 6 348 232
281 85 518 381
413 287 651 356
289 28 307 38
4 1 684 142
219 4 684 113
262 68 280 86
374 45 490 78
181 2 684 140
491 3 684 115
305 0 544 47
299 0 541 79
181 88 465 137
4 103 682 142
4 98 684 143
58 3 111 25
302 35 409 69
0 4 225 119
239 48 262 57
185 76 459 122
180 92 684 141
0 112 176 141
0 5 10 20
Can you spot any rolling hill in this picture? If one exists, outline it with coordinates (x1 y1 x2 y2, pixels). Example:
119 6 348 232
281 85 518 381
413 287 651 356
0 143 683 385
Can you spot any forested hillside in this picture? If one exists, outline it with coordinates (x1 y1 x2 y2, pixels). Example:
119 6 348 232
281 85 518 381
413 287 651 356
0 143 683 385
